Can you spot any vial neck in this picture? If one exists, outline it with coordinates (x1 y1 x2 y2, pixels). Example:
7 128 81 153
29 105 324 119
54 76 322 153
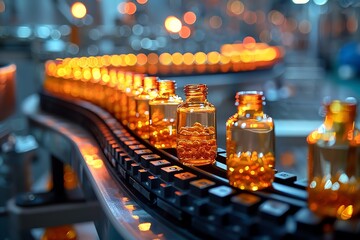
322 101 357 141
184 84 207 102
159 88 175 96
125 72 134 90
186 94 207 102
143 76 158 92
324 112 356 134
133 74 145 90
237 104 263 117
235 91 264 117
158 80 176 97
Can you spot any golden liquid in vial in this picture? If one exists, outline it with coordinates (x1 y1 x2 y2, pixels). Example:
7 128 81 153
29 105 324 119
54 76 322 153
135 98 151 139
127 95 137 130
308 143 360 219
177 122 217 166
227 126 275 191
149 104 178 148
120 91 128 124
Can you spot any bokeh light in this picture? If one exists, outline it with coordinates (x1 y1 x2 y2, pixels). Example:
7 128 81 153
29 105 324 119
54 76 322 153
136 0 148 4
243 36 256 48
0 0 5 13
209 16 222 29
269 10 285 26
227 0 245 15
299 20 311 34
179 26 191 38
71 2 87 19
314 0 328 5
183 11 197 25
159 53 172 65
118 2 137 15
292 0 309 4
164 16 182 33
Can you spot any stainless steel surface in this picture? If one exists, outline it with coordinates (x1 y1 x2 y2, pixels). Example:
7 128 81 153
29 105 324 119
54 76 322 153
24 95 186 240
7 198 101 240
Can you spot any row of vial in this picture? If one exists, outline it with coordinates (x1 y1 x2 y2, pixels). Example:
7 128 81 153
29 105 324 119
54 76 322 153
44 69 359 220
45 71 273 189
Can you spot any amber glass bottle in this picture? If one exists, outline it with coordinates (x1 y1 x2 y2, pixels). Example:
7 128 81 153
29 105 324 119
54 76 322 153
307 97 360 220
177 84 217 166
127 73 145 130
120 72 134 125
135 76 158 139
226 91 275 191
149 80 182 148
113 71 125 120
104 69 119 114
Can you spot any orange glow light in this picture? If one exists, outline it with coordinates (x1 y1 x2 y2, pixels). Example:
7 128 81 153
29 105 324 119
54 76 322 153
118 2 137 15
71 2 87 19
164 16 182 33
179 26 191 38
147 53 159 65
125 54 137 66
183 11 196 25
110 55 122 67
159 53 172 65
136 53 148 66
125 204 136 211
243 36 256 49
227 0 244 15
194 52 207 65
172 52 183 65
137 0 148 4
0 0 5 13
126 2 137 15
138 222 151 232
183 53 195 65
207 51 220 64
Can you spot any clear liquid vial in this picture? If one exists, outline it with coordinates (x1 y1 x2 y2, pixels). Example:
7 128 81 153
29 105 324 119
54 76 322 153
307 97 360 220
135 76 158 139
226 91 275 191
149 80 182 148
177 84 217 166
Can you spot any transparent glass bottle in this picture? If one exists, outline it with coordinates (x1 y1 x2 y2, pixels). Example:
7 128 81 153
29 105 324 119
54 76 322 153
226 91 275 191
135 76 159 139
307 97 360 220
149 80 182 148
177 84 217 166
127 73 145 130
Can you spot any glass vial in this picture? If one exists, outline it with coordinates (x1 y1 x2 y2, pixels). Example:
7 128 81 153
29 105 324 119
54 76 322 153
135 76 159 139
307 97 360 220
113 71 125 120
127 73 145 130
149 80 182 148
120 72 134 125
226 91 275 191
177 84 217 166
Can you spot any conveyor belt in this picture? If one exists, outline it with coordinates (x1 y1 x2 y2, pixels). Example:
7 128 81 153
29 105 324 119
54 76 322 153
38 91 360 239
